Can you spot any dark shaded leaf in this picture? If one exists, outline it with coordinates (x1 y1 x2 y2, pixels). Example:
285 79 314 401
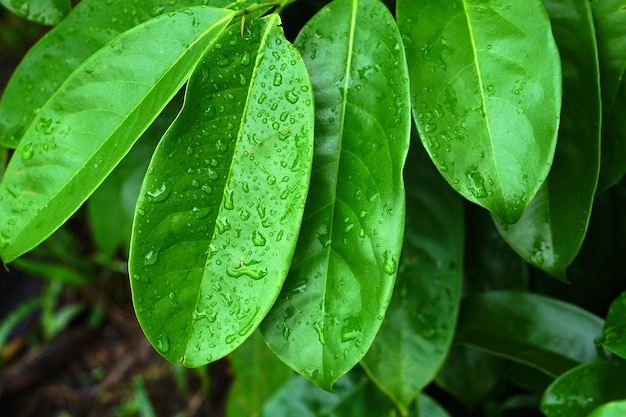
601 291 626 359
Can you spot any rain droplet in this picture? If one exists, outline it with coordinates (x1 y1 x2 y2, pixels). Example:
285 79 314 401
157 334 170 352
21 144 34 160
467 169 487 198
217 54 231 67
144 249 159 266
252 230 266 246
226 261 267 280
147 181 172 203
383 250 397 275
258 93 267 104
224 189 234 210
285 90 299 104
240 52 251 66
273 72 283 86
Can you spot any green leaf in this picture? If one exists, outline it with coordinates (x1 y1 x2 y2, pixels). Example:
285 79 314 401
494 0 601 280
601 291 626 359
361 140 464 414
587 401 626 417
129 16 314 366
435 345 503 407
261 370 395 417
592 0 626 191
541 360 626 417
456 291 604 377
416 394 451 417
0 0 70 26
0 0 256 149
227 331 292 417
397 0 562 223
0 7 235 263
260 0 411 390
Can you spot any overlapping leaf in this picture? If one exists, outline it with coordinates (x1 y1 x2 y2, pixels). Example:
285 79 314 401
416 395 451 417
129 16 314 366
361 141 464 415
0 7 235 263
494 0 601 280
601 291 626 359
397 0 562 223
541 361 626 417
0 0 258 149
0 0 70 26
456 291 604 377
587 401 626 417
260 0 410 390
592 0 626 191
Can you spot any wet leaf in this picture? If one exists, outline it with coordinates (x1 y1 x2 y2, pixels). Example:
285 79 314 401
227 331 292 417
362 140 464 414
261 0 411 390
128 16 314 366
0 7 235 263
0 0 258 149
0 0 70 26
541 360 626 417
456 291 604 377
397 0 562 223
601 291 626 359
592 0 626 191
494 0 601 280
587 400 626 417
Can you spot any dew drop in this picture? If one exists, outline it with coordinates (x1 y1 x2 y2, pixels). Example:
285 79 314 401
147 181 172 203
223 189 234 210
226 261 268 280
273 72 283 86
240 52 251 66
144 249 159 266
285 90 298 104
383 250 397 275
21 144 34 160
157 334 170 353
252 230 266 246
258 93 267 104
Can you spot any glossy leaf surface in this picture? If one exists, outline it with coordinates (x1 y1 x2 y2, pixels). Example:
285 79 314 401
416 395 451 417
587 401 626 417
494 0 600 279
261 0 410 390
362 141 464 414
541 361 626 417
0 0 256 149
227 331 292 417
129 16 314 366
397 0 561 223
592 0 626 190
456 291 604 377
0 0 70 25
0 7 235 263
601 291 626 359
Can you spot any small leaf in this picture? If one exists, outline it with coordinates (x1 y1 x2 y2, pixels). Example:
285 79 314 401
601 291 626 359
541 360 626 417
587 400 626 417
0 7 235 262
129 16 314 366
227 331 292 417
261 0 411 390
494 0 601 279
592 0 626 191
456 291 604 377
361 141 464 414
0 0 258 149
397 0 562 223
416 394 451 417
0 0 70 25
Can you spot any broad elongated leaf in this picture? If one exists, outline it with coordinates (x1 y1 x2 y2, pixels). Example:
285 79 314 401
592 0 626 191
227 331 292 417
494 0 601 280
397 0 562 223
587 401 626 417
0 7 235 263
129 16 314 366
541 361 626 417
456 291 604 377
362 140 464 415
0 0 258 149
260 0 411 390
0 0 70 25
601 291 626 359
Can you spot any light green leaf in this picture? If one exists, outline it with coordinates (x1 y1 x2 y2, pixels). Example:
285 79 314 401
0 7 235 263
456 291 604 377
261 0 411 390
541 360 626 417
601 291 626 359
227 331 292 417
416 394 451 417
587 401 626 417
592 0 626 191
0 0 70 26
0 0 259 149
397 0 562 223
494 0 601 280
128 16 314 366
361 140 464 415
